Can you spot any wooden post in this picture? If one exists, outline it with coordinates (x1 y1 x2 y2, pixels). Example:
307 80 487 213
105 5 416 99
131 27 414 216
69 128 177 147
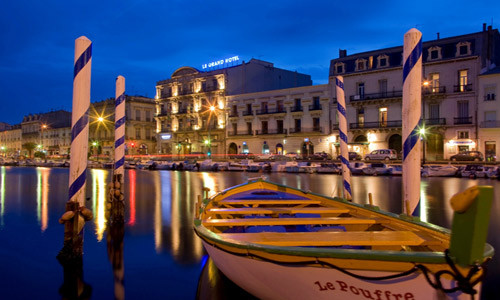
368 193 373 206
449 186 493 267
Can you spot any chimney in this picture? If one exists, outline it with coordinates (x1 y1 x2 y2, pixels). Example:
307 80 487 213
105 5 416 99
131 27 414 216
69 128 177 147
488 25 492 32
483 23 487 31
339 49 347 58
437 32 440 40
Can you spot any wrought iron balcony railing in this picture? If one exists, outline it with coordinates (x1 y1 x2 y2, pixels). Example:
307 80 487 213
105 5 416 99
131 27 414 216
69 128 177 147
454 117 473 125
350 90 402 102
453 84 473 92
350 120 402 129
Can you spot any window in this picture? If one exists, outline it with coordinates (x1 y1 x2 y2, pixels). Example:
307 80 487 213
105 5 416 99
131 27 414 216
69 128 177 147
458 70 468 92
232 105 238 116
294 119 301 132
430 73 440 92
485 85 496 101
261 102 268 113
135 109 141 121
357 108 365 126
246 103 252 115
313 118 320 131
456 42 471 57
135 127 141 139
427 46 442 61
379 107 387 127
379 79 387 95
277 120 284 133
212 79 218 89
247 122 252 135
232 123 237 135
145 111 151 122
261 121 268 134
355 59 366 71
145 128 151 139
457 131 469 139
457 101 469 118
336 63 344 74
377 55 388 68
313 97 320 109
429 104 440 121
356 82 365 98
294 98 301 109
277 100 284 112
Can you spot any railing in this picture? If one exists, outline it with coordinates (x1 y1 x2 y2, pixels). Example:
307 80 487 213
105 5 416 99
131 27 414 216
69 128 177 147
255 129 287 135
350 90 402 102
454 116 473 125
256 108 286 115
228 131 254 136
453 84 473 92
229 112 239 117
242 111 253 116
424 118 446 125
350 120 402 129
289 127 323 133
423 86 446 94
480 120 500 128
291 106 303 112
308 104 322 111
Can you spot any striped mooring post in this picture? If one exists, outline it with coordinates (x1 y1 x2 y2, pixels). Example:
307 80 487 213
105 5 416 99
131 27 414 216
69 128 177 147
402 28 422 216
335 76 352 200
59 36 94 257
108 76 126 219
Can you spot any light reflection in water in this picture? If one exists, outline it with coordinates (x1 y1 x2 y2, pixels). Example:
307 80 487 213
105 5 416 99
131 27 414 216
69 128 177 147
419 180 428 223
170 172 181 255
91 169 107 241
36 167 50 231
0 167 5 225
201 173 216 197
128 170 136 226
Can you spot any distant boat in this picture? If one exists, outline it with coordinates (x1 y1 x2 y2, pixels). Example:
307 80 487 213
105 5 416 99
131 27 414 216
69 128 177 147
421 165 458 177
194 179 493 300
362 163 391 176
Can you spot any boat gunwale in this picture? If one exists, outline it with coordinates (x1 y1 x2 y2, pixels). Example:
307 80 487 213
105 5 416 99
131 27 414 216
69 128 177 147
195 179 495 264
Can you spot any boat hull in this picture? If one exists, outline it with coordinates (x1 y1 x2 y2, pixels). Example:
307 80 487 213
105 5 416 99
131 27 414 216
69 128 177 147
203 242 480 300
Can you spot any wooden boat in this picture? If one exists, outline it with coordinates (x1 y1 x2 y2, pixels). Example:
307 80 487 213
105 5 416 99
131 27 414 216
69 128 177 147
194 178 493 300
421 165 458 177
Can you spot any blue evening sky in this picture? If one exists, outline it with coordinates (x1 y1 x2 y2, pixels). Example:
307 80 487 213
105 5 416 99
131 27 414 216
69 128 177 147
0 0 498 124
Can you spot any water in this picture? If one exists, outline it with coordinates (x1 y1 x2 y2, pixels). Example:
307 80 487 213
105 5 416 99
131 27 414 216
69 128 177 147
0 166 498 299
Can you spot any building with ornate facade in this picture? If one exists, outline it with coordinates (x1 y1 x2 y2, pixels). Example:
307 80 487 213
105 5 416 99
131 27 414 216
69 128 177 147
328 24 500 160
478 66 500 160
89 95 156 156
0 124 21 157
155 59 312 156
226 84 332 157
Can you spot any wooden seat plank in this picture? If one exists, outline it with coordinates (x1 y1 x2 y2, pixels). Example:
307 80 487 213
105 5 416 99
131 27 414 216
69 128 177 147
207 207 350 215
218 199 322 205
217 231 426 247
203 217 384 227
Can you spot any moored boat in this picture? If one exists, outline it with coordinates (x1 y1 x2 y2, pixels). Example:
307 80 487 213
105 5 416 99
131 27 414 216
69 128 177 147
194 179 493 300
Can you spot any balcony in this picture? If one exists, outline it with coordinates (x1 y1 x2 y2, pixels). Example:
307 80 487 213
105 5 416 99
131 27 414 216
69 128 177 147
424 118 446 125
350 120 402 129
350 90 402 102
228 130 253 136
256 107 286 115
291 105 303 112
175 108 188 114
289 127 323 134
242 111 253 116
229 112 239 117
308 104 322 111
454 117 473 125
480 120 500 128
423 86 446 94
453 84 473 92
255 129 287 135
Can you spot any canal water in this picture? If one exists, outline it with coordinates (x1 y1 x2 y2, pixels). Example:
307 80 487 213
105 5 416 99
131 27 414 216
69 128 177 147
0 166 498 299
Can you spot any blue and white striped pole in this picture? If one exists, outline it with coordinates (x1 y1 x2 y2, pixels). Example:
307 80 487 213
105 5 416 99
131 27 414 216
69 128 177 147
402 29 422 216
114 76 125 181
335 76 352 200
68 36 92 206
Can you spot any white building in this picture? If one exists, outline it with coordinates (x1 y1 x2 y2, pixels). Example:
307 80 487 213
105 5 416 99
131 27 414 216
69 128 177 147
329 24 500 160
478 67 500 161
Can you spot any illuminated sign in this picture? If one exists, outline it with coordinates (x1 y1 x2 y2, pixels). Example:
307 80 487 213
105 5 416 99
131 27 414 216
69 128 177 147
160 133 172 140
448 139 474 145
202 56 240 70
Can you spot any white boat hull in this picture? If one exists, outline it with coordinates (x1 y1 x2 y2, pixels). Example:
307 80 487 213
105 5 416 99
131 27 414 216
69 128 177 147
203 242 480 300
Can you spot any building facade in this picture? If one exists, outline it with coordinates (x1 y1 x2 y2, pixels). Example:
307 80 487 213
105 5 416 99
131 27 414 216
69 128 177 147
90 95 156 157
478 67 500 161
155 59 312 156
329 24 500 160
226 84 333 157
0 124 21 157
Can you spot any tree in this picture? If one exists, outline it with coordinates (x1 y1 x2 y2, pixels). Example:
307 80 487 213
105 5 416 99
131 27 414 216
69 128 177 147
22 142 37 158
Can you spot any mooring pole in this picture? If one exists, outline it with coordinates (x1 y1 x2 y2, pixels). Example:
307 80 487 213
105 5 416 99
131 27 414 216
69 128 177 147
335 76 352 201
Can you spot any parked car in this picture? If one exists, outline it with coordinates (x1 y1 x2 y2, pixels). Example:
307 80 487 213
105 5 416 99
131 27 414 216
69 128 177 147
337 152 362 161
285 152 300 159
364 149 398 161
450 151 484 162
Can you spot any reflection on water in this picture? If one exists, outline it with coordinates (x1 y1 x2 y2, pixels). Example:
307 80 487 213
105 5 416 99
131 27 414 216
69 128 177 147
0 167 498 299
91 169 108 241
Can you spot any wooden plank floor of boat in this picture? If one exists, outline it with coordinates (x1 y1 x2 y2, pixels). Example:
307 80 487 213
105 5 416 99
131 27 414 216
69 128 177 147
206 207 350 215
203 217 387 227
216 199 322 206
217 231 428 247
